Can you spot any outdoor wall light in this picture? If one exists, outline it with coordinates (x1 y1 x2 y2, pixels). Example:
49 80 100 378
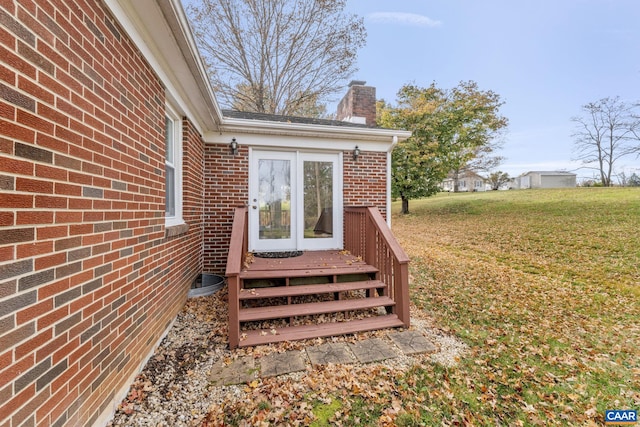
353 145 360 161
230 137 238 155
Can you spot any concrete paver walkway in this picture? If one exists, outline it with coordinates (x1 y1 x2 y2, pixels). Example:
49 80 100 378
349 338 397 363
209 356 257 386
260 350 307 378
210 330 436 386
306 342 355 366
389 330 437 355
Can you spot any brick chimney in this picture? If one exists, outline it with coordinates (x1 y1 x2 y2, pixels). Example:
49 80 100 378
336 80 376 127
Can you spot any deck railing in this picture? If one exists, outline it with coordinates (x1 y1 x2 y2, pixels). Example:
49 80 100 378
344 206 410 327
226 206 248 349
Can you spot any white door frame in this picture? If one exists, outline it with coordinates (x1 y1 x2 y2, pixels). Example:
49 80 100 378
248 149 343 252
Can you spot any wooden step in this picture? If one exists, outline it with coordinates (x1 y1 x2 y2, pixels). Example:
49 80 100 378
239 296 395 322
239 265 378 280
239 280 385 300
238 314 405 347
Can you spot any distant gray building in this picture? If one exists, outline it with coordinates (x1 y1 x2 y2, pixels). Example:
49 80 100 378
515 171 577 189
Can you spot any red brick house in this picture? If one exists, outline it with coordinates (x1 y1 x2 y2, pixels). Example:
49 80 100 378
0 1 410 425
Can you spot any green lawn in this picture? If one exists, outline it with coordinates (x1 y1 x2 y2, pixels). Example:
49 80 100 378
391 188 639 425
205 188 639 426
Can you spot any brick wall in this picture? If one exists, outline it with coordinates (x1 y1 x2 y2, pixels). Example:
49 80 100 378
201 146 387 272
344 150 388 218
0 1 204 426
203 143 248 274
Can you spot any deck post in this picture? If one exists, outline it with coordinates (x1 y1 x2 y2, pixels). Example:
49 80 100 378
394 259 410 327
226 207 248 349
228 275 240 349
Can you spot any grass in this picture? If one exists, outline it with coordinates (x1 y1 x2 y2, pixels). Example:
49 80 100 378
310 398 343 426
204 187 639 426
392 187 639 425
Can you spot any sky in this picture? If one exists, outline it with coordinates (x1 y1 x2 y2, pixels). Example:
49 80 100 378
332 0 640 180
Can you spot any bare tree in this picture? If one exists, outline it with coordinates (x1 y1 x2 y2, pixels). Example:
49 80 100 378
571 97 640 186
487 171 511 190
186 0 365 117
616 170 629 187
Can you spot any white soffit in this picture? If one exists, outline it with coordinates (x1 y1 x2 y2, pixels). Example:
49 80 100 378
104 0 222 133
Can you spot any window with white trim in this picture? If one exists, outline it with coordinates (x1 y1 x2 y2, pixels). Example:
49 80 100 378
165 105 183 226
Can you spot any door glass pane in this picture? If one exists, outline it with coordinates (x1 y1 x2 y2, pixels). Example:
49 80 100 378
303 161 333 238
258 159 291 240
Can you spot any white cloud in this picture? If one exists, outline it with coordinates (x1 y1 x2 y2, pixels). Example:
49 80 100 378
367 12 442 28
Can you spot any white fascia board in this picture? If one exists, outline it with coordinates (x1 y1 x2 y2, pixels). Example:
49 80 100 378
210 117 412 152
104 0 222 134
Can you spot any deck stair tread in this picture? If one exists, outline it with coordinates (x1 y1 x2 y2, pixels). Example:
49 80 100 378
239 314 405 347
238 296 395 322
239 265 377 280
239 280 384 300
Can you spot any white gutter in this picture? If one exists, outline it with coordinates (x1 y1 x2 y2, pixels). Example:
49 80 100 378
386 135 398 228
387 151 392 228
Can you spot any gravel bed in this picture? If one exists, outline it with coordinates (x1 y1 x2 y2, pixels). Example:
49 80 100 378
107 287 467 426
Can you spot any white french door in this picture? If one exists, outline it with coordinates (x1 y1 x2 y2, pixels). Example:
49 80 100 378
248 150 342 252
297 152 343 251
249 151 297 252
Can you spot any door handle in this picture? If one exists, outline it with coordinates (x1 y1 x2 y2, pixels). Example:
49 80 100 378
252 205 257 209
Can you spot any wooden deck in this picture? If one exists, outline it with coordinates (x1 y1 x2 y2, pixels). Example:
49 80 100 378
225 206 410 349
240 250 376 279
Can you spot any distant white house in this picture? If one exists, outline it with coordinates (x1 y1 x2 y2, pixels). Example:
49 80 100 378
441 171 489 192
514 171 577 189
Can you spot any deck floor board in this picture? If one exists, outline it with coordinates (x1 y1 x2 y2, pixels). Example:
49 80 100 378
240 250 376 280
